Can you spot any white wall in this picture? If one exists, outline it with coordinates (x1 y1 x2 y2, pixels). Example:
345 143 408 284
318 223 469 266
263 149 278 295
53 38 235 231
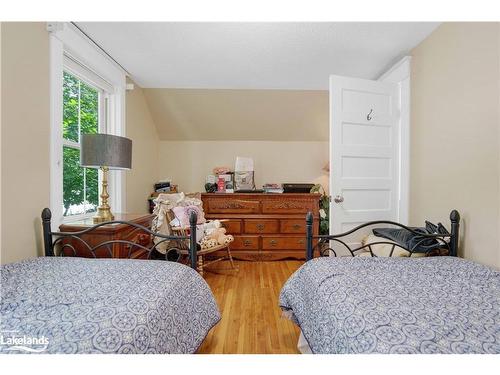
1 23 51 264
0 22 2 256
158 141 329 193
144 89 328 142
410 22 500 268
125 80 160 213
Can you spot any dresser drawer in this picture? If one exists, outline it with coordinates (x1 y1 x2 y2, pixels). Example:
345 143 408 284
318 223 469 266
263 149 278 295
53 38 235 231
205 198 260 214
280 219 306 233
244 219 279 234
262 236 306 250
231 235 260 250
221 219 242 234
261 199 314 214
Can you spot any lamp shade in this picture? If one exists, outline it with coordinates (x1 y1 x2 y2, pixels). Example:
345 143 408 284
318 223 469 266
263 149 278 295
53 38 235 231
80 134 132 170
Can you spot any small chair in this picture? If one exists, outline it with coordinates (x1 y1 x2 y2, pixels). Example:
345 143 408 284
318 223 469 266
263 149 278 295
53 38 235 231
151 192 238 276
171 225 237 276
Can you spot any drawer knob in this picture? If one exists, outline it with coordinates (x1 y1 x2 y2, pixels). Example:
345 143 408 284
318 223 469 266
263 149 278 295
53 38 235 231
256 223 265 231
243 240 252 247
293 224 302 230
298 239 305 245
270 240 277 247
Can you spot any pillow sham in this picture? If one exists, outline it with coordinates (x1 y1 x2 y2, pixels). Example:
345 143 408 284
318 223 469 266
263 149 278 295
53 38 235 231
172 205 206 227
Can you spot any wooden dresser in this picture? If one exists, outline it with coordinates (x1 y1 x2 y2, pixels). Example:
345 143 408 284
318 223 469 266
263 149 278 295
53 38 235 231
59 213 154 258
201 193 320 261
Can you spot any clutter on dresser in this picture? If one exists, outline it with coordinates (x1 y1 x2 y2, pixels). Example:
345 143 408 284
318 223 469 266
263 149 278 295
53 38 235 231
234 156 255 191
282 183 315 193
209 166 235 193
236 189 265 193
204 175 218 193
212 166 231 175
262 183 284 194
234 173 254 191
217 173 234 193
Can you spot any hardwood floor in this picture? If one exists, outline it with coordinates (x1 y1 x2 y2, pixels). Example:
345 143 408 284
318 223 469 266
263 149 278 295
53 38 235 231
197 260 302 354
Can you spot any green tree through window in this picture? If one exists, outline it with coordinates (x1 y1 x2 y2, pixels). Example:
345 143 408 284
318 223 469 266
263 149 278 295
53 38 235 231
62 71 99 216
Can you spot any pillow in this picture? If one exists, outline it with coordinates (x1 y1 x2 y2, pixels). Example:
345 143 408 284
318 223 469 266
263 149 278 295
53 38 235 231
172 205 206 227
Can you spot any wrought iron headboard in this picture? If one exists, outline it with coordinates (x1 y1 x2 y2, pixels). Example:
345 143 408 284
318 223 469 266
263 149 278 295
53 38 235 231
41 208 198 269
305 210 460 261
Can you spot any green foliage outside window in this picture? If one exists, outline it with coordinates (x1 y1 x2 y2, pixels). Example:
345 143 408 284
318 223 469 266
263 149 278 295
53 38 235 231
62 72 99 216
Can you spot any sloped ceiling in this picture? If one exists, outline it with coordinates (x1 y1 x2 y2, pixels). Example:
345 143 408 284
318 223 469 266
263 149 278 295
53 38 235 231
142 89 328 141
78 22 439 90
77 22 439 141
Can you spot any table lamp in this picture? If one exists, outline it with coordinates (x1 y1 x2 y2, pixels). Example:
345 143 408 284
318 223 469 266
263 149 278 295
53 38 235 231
80 134 132 223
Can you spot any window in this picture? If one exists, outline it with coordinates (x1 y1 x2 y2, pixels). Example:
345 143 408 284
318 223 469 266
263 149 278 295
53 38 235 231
62 71 101 217
49 22 126 226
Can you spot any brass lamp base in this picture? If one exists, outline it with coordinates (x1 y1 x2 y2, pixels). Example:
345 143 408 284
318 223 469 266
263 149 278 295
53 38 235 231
92 207 115 223
92 166 115 224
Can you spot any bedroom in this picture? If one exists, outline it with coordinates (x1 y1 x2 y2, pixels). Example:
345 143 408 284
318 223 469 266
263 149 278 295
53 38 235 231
0 0 499 372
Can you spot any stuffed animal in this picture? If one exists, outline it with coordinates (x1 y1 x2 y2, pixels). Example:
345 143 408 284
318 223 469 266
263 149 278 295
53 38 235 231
199 237 218 250
201 220 222 232
205 227 234 246
198 222 234 249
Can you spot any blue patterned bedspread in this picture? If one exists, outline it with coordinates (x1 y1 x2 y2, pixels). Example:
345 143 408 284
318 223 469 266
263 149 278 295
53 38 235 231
279 257 500 354
0 257 220 354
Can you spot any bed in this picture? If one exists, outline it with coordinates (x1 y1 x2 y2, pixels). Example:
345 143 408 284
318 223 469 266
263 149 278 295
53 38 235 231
280 210 500 354
0 208 220 354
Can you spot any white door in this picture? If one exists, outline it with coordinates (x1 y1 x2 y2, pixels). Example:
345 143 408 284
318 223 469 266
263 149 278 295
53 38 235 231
329 75 400 253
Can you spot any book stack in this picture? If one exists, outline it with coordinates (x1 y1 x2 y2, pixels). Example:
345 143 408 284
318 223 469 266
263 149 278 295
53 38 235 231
263 183 284 194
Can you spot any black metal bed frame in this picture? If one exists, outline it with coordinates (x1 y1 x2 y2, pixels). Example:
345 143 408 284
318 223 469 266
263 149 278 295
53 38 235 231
41 208 199 269
305 210 460 261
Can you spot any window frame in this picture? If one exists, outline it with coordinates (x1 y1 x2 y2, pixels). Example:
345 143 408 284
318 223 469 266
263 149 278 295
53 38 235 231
61 69 105 220
49 22 127 228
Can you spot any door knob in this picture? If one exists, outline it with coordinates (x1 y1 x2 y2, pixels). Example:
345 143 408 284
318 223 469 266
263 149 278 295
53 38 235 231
333 195 344 203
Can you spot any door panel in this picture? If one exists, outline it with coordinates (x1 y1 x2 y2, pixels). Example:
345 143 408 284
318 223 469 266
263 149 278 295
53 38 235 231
342 122 392 147
341 189 391 211
342 89 392 115
330 75 399 255
341 156 392 178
